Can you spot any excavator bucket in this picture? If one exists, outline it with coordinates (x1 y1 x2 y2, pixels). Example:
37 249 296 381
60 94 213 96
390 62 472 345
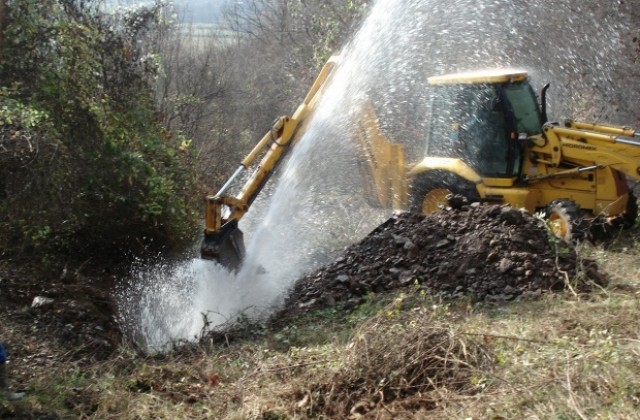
200 220 246 269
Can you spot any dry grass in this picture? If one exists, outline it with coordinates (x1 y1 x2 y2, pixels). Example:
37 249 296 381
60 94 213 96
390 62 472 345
282 303 490 419
455 295 640 419
1 228 639 419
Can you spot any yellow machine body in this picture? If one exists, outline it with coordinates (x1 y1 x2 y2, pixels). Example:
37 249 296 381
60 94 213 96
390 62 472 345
367 69 640 224
202 60 640 267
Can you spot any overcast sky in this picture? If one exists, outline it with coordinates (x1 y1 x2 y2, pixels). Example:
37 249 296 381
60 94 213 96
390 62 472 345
108 0 236 23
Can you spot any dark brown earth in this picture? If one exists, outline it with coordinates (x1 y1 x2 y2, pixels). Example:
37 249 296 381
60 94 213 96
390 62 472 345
0 264 121 363
281 198 608 316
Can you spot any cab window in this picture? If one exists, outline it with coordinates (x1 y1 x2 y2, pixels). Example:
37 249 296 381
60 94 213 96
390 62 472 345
503 82 543 135
425 84 513 177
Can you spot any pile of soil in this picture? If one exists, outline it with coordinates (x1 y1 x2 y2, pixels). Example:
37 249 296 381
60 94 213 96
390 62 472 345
283 199 607 313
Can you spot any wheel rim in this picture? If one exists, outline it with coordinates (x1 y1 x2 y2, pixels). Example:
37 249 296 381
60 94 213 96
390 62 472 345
547 212 569 240
421 188 451 214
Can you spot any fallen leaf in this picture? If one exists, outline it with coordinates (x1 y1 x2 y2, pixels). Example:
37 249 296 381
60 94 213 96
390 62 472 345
208 374 221 387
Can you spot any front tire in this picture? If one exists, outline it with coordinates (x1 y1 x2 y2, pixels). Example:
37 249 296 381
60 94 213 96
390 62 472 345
409 171 479 214
543 199 588 242
622 192 638 229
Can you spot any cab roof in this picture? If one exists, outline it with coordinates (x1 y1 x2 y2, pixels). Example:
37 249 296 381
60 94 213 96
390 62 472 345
428 69 528 85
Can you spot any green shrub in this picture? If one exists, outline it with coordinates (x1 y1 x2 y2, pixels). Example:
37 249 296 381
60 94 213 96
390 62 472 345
0 0 199 264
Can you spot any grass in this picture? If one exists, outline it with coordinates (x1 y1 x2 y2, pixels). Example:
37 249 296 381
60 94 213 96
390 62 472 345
1 228 639 419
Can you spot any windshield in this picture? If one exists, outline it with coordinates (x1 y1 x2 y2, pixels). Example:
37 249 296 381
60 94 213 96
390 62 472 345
425 84 498 158
424 80 533 178
503 81 543 135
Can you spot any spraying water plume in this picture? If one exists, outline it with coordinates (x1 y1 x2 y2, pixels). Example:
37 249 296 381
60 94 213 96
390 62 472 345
118 0 636 350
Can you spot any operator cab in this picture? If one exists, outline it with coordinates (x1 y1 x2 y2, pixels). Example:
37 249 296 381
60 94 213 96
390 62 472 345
425 69 543 178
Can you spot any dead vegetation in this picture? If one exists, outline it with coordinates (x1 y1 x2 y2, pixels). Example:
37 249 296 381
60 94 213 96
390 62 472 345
295 309 490 419
4 268 640 419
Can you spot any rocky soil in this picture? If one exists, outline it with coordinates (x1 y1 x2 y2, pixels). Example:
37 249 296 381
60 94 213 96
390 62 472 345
0 197 622 418
281 199 608 315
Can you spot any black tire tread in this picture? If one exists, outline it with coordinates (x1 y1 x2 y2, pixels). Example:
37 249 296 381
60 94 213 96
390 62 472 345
622 192 638 229
543 199 588 242
409 170 480 214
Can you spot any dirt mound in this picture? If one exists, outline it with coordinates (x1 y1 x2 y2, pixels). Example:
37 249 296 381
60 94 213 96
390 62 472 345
283 200 607 313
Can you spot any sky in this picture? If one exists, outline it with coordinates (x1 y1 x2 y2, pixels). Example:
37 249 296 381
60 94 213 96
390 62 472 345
107 0 237 23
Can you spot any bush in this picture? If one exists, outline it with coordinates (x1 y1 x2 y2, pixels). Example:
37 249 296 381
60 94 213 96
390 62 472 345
0 0 199 265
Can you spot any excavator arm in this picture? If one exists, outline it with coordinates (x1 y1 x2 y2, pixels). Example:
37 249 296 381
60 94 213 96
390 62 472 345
526 121 640 182
201 56 340 267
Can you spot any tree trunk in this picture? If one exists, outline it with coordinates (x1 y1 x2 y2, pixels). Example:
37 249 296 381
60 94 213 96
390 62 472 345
0 0 6 59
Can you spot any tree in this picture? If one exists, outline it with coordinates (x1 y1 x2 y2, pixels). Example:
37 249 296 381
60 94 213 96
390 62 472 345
0 0 6 55
0 0 199 264
147 0 368 192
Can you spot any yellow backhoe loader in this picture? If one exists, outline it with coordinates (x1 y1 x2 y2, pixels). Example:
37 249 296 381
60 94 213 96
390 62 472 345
200 57 340 267
201 57 639 268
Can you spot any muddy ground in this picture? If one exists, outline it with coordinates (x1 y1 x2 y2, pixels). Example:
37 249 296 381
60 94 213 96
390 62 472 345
0 263 121 361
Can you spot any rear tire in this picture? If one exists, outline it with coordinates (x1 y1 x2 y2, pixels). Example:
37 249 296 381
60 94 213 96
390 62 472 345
622 192 638 229
591 192 639 240
410 171 479 214
543 199 588 242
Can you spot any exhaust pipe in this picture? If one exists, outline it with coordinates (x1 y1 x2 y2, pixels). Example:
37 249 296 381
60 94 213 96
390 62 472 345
540 83 550 124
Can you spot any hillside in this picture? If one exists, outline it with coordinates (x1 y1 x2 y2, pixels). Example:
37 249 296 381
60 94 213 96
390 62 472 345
1 202 639 418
